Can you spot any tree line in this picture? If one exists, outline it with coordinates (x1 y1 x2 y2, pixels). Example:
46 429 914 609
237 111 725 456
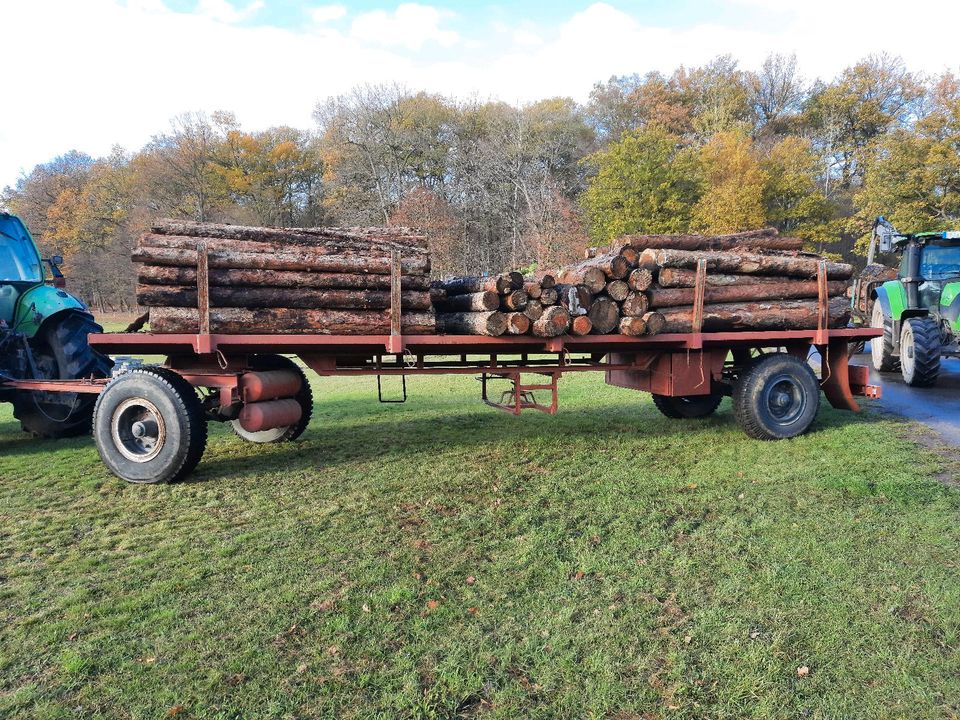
2 52 958 311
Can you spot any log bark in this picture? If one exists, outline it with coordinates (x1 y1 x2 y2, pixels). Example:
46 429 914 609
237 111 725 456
429 287 447 304
576 253 630 280
500 289 528 311
638 248 853 280
531 305 570 337
656 268 790 288
556 284 592 315
642 311 666 336
140 232 429 260
658 297 851 333
587 296 620 334
436 311 507 336
605 280 629 302
524 281 542 299
646 280 849 308
570 315 593 336
149 307 436 335
523 300 544 321
136 284 433 311
617 228 803 252
526 271 556 288
434 273 521 295
618 316 647 336
505 312 531 335
557 265 606 294
137 264 431 291
621 291 650 317
627 268 653 292
433 290 500 312
133 246 430 276
539 287 559 306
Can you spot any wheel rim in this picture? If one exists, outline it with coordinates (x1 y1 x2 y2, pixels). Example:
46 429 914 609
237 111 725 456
763 373 806 425
901 325 915 379
111 397 166 463
870 303 885 367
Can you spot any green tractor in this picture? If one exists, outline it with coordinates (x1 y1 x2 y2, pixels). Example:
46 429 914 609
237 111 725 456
862 217 960 387
0 212 112 436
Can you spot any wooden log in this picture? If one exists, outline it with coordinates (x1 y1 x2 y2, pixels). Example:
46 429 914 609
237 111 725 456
505 312 531 335
618 316 647 336
642 311 666 335
436 311 507 336
638 248 853 280
133 246 430 276
137 264 431 291
435 273 521 295
647 280 848 308
140 232 429 260
556 284 592 315
656 268 789 288
587 296 620 334
617 228 803 252
500 289 529 311
429 287 447 304
605 280 629 302
531 305 570 337
136 284 433 311
658 297 851 333
627 268 653 292
539 287 559 306
577 253 630 280
523 300 544 321
526 271 556 288
150 220 429 251
433 290 500 312
621 291 649 317
149 307 436 335
570 315 593 336
524 281 542 299
557 265 606 294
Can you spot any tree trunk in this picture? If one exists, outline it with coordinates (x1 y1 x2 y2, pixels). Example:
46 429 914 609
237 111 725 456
570 315 593 335
539 287 559 306
656 268 790 288
433 291 500 312
434 273 521 295
617 228 802 252
500 289 528 311
587 296 620 334
574 253 630 280
556 284 592 315
523 300 544 321
658 296 851 333
642 311 666 336
136 284 432 310
618 316 647 336
505 312 531 335
436 311 508 336
531 305 570 337
638 248 853 280
605 280 629 302
557 265 606 294
137 264 431 291
647 280 849 308
621 291 649 317
140 232 429 259
627 268 653 292
524 281 542 299
149 307 436 334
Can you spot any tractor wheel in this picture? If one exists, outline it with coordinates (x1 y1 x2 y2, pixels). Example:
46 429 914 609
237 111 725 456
899 317 941 387
230 355 313 443
92 368 207 484
652 393 723 419
12 311 113 438
870 302 900 372
732 353 820 440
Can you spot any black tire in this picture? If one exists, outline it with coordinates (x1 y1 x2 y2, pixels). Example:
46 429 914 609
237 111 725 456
12 311 113 438
870 301 899 372
230 355 313 443
732 353 820 440
92 367 207 484
899 317 941 387
652 393 723 419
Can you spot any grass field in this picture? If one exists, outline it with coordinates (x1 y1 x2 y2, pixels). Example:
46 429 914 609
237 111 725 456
1 367 958 719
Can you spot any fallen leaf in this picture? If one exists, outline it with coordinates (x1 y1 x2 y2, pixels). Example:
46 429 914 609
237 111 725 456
797 665 810 678
466 576 476 585
467 607 479 615
573 571 585 581
749 630 760 640
737 493 745 500
311 598 335 612
166 705 185 718
67 633 78 641
683 635 692 645
426 599 439 610
361 603 371 613
296 664 308 674
141 656 157 665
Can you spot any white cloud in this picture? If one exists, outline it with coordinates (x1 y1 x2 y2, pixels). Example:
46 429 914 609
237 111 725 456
3 0 960 190
349 3 459 50
311 4 347 23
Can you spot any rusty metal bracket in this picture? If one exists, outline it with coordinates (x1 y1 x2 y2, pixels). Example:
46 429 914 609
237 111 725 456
690 258 707 349
481 370 560 415
815 260 829 346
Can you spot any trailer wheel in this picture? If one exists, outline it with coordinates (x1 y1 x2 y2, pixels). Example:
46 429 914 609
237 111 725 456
92 368 207 484
732 353 819 440
231 355 313 443
652 393 722 419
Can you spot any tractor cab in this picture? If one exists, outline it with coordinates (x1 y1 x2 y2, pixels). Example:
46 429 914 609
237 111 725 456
0 214 45 324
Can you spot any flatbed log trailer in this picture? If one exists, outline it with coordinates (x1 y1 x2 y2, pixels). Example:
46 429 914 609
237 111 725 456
1 252 881 484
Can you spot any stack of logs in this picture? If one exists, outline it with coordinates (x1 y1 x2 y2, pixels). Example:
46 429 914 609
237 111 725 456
431 228 853 337
134 220 436 334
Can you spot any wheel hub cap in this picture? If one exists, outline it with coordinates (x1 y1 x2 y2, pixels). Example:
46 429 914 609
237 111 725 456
112 398 166 463
764 375 805 424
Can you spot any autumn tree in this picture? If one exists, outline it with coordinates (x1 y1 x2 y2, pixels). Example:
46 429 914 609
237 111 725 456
760 136 836 245
692 131 766 233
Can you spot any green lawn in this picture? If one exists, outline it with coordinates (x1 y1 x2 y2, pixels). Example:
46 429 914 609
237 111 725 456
0 370 958 719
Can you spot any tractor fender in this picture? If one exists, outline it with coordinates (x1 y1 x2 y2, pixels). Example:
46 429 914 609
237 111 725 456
14 284 88 338
873 281 909 322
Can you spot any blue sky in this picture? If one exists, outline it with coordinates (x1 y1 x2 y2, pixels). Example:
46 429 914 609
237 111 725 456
2 0 958 190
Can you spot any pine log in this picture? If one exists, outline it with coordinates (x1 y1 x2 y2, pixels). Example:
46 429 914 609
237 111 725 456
656 268 790 288
642 311 666 335
139 233 428 260
647 281 849 308
627 268 653 292
435 273 521 295
605 280 629 302
577 253 630 280
557 265 606 294
539 287 559 306
429 287 447 304
133 246 430 276
618 247 640 267
500 289 529 311
523 300 544 321
526 271 556 288
658 297 851 333
556 284 592 315
433 290 500 312
531 305 570 337
505 312 531 335
617 228 803 252
137 264 431 291
638 248 853 279
524 281 542 299
587 296 620 334
436 311 507 336
570 315 593 336
149 307 436 335
621 291 650 317
618 316 647 336
136 285 432 311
